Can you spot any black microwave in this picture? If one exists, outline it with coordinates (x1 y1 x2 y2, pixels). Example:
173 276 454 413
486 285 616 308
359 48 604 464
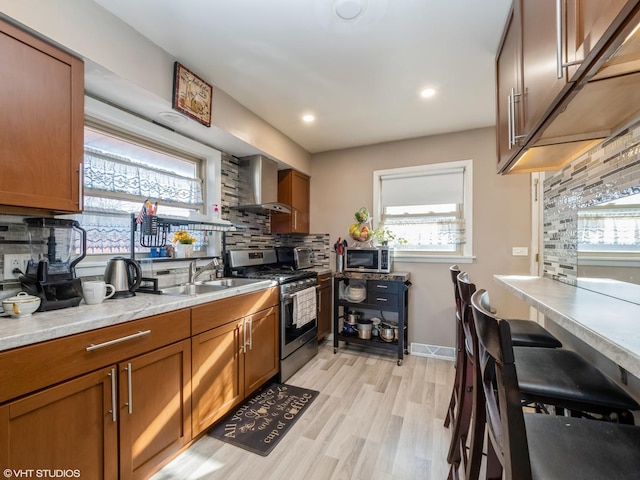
344 246 392 273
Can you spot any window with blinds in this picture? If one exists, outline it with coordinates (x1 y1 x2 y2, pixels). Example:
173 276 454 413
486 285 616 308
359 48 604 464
373 160 473 259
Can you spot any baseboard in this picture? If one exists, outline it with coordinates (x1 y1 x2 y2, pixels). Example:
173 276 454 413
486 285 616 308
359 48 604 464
410 342 455 361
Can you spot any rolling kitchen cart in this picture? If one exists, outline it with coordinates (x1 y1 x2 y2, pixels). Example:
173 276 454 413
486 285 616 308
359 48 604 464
333 274 410 365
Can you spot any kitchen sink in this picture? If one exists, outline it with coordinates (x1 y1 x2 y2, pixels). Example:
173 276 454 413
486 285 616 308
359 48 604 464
201 278 265 287
161 278 267 296
162 283 227 296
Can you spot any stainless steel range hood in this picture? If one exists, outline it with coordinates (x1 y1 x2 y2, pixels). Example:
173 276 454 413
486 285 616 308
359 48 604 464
233 155 291 213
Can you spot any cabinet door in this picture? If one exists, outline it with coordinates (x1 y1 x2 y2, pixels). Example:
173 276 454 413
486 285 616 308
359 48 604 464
566 0 629 73
290 171 310 233
496 4 523 171
0 18 83 213
0 367 118 479
272 169 310 234
119 340 191 480
317 280 332 341
191 321 244 436
244 306 279 394
521 0 572 136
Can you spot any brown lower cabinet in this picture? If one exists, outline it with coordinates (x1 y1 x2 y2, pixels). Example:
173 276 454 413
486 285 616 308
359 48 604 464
192 305 279 437
0 366 119 478
317 272 332 341
0 314 191 480
118 340 191 480
0 287 280 479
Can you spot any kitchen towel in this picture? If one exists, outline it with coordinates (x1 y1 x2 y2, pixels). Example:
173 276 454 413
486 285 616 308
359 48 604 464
292 287 317 328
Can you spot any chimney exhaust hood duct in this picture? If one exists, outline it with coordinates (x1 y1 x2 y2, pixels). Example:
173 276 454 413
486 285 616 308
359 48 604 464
234 155 291 213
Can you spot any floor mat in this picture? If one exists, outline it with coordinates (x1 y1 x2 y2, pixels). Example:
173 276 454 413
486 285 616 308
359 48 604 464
208 383 319 456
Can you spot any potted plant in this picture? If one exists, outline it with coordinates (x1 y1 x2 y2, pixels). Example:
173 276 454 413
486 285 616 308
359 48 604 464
372 227 407 246
173 230 196 258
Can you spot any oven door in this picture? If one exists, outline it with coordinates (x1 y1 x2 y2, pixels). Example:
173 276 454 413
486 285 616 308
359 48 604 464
281 294 318 359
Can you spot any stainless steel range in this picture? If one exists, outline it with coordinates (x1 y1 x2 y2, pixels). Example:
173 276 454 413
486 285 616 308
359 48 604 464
227 248 318 382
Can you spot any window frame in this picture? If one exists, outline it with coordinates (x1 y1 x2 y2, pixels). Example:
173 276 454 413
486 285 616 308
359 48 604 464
373 159 474 264
69 96 222 275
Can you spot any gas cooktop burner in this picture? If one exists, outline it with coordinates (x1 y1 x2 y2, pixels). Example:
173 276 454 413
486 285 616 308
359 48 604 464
227 248 317 285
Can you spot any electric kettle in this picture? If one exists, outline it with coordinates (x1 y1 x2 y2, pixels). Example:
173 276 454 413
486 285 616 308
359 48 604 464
104 257 142 298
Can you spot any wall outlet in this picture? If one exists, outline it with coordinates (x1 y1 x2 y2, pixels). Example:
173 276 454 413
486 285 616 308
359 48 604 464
512 247 529 256
3 254 31 280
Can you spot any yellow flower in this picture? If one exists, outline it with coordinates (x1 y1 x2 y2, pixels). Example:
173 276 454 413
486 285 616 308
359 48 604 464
173 230 196 244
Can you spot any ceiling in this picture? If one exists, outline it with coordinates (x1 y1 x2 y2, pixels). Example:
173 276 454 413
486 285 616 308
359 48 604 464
92 0 512 154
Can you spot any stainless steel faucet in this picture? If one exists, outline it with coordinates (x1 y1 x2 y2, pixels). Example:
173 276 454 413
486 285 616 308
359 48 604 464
188 257 221 284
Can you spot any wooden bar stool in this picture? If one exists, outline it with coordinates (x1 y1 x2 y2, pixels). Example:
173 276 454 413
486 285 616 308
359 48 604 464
444 265 465 430
444 267 561 478
471 289 640 480
447 277 639 480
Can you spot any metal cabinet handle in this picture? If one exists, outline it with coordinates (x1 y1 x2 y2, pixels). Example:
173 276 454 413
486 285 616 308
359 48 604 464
509 88 525 147
108 367 117 422
376 297 388 302
375 284 388 289
86 330 151 351
507 92 513 149
318 291 322 312
293 210 298 230
242 320 247 353
78 162 84 210
125 362 133 415
556 0 582 79
249 318 253 351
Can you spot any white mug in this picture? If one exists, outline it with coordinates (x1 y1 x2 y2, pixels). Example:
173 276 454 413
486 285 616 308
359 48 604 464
83 280 116 305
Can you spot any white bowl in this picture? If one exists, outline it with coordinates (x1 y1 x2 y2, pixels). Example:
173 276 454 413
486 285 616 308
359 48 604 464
2 292 41 317
345 284 366 302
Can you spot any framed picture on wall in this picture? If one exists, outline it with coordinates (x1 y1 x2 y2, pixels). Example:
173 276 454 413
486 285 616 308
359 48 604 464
172 62 212 127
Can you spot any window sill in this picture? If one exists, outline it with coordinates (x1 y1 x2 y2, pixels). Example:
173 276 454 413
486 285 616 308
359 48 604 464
392 252 475 264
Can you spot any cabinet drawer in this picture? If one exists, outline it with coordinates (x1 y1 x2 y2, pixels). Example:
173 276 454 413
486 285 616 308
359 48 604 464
192 287 279 335
317 273 332 287
367 280 401 293
366 292 399 307
0 309 190 404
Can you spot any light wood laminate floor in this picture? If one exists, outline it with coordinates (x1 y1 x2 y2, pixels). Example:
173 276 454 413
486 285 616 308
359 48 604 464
152 341 455 480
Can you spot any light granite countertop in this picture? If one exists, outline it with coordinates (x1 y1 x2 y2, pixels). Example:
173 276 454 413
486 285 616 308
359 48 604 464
494 275 640 379
310 266 332 276
0 280 275 353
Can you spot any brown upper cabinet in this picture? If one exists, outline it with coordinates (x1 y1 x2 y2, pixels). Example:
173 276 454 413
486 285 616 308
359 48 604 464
497 0 640 174
0 18 84 213
271 169 310 234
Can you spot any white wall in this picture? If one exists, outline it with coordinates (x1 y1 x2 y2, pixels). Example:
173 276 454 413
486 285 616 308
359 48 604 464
0 0 311 173
310 127 532 348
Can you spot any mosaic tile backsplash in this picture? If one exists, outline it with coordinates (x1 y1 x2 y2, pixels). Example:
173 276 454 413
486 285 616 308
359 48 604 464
221 153 330 267
543 120 640 283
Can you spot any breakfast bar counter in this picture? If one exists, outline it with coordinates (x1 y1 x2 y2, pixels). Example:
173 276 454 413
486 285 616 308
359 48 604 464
494 275 640 379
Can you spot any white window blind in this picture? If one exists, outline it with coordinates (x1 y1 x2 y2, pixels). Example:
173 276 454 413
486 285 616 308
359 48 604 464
374 160 473 260
380 168 464 207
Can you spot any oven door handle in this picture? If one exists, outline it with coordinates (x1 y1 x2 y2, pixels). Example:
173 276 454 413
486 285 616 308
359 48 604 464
282 287 317 301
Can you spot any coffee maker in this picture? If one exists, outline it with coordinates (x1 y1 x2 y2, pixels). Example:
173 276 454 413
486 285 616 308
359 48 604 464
20 218 86 311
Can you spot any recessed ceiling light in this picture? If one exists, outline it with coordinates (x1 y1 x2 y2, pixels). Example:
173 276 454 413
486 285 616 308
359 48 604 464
334 0 366 21
158 111 188 125
303 114 315 123
420 88 436 98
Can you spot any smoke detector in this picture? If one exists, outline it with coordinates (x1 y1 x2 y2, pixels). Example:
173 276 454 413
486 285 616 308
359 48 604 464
333 0 366 21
